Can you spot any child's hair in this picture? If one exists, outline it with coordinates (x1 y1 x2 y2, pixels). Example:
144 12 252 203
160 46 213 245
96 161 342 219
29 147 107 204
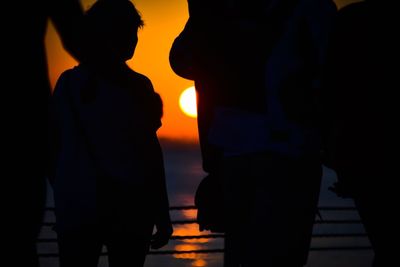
83 0 144 62
81 0 144 103
85 0 144 33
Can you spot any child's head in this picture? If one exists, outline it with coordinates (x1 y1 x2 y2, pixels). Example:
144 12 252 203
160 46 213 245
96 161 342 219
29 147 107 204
84 0 144 63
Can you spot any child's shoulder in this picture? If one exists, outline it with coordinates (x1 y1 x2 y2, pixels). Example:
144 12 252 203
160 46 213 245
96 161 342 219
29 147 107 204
127 69 151 83
57 65 88 81
53 65 91 96
126 69 154 91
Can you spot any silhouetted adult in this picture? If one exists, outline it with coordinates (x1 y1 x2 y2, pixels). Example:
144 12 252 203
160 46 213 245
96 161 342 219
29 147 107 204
321 1 397 266
2 1 84 266
49 1 173 266
170 0 336 266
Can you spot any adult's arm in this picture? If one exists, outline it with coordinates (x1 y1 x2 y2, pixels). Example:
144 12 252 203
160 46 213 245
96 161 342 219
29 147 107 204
48 0 85 62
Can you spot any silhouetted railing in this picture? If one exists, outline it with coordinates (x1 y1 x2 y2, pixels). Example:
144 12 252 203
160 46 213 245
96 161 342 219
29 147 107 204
37 205 371 257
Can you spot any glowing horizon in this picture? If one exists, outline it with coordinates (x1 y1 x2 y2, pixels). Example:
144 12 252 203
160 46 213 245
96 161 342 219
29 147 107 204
45 0 357 142
46 0 198 142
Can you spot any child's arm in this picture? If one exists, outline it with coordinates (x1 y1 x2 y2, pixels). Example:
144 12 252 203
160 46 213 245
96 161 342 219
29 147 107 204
142 76 163 131
49 0 85 62
150 141 173 249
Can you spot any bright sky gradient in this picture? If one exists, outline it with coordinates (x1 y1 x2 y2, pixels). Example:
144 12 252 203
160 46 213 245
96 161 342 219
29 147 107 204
46 0 196 141
45 0 360 142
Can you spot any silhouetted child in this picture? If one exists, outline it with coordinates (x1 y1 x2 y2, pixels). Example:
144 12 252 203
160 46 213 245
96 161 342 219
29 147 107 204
49 1 172 266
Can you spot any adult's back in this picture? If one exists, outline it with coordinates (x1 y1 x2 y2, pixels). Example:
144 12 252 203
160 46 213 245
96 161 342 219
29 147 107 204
171 1 337 266
322 1 398 266
1 1 84 266
323 0 398 171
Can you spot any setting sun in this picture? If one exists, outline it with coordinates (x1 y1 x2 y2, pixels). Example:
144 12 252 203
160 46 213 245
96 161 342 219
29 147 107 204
45 0 357 142
179 86 197 118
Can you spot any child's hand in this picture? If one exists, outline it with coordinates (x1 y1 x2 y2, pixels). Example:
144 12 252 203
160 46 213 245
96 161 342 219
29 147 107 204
150 223 173 249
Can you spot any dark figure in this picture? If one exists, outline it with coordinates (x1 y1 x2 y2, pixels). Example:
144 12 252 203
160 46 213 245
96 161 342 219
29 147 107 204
321 1 398 266
1 1 84 266
170 0 336 266
49 1 173 266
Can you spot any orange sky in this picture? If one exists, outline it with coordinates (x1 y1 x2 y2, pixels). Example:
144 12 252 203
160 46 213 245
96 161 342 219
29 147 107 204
46 0 197 142
45 0 359 142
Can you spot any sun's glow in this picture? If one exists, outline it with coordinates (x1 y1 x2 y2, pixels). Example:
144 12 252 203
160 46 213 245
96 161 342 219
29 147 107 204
179 86 197 118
